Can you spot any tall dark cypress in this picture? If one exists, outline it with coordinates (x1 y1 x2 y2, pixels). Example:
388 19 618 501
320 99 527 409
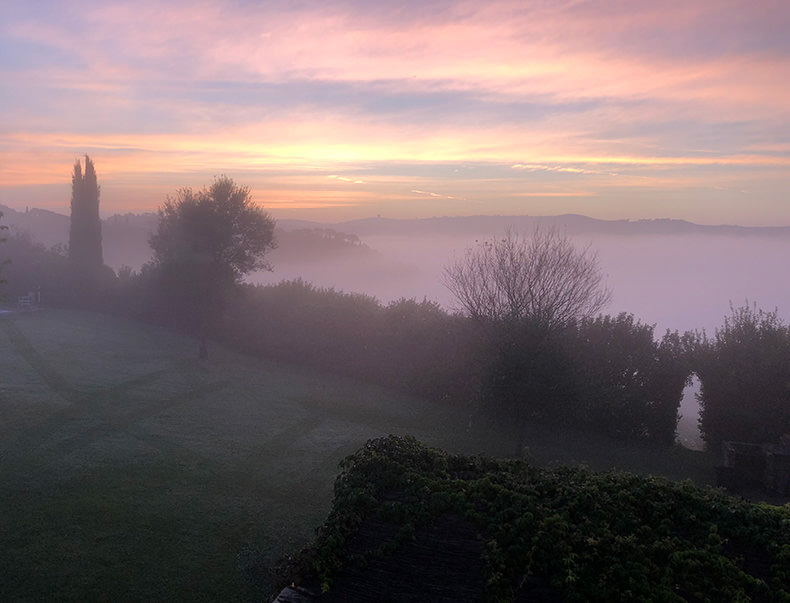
68 154 103 266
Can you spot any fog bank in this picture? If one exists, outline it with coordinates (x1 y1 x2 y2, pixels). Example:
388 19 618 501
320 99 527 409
253 232 790 335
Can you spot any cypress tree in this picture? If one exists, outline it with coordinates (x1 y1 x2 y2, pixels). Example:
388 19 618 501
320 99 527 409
68 154 103 267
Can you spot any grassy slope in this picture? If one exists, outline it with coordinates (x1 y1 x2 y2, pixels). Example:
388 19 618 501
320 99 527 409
0 309 464 600
0 308 717 600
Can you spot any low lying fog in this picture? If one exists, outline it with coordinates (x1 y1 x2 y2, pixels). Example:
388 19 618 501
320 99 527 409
252 232 790 336
250 230 790 451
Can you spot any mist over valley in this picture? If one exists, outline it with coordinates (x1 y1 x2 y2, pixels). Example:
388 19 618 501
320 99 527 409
5 1 790 598
3 188 789 597
4 203 787 335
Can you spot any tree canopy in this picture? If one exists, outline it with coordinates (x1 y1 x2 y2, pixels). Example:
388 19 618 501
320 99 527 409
148 176 276 357
694 303 790 446
150 176 275 282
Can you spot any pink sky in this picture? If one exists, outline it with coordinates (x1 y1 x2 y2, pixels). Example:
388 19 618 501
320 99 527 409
1 0 789 224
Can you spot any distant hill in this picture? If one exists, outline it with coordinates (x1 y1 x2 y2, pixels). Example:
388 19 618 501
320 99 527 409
0 205 159 269
6 204 787 259
280 214 790 238
268 228 377 265
0 205 71 248
0 205 375 271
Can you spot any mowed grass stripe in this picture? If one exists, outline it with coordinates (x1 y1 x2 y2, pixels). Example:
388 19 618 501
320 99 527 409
0 316 226 465
1 363 206 449
127 415 326 486
0 308 716 601
3 380 231 471
1 309 462 599
83 359 196 402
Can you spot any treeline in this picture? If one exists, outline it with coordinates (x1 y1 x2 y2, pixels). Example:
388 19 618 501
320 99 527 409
3 212 788 451
115 278 790 449
0 229 115 309
216 281 692 445
107 271 689 445
695 304 790 447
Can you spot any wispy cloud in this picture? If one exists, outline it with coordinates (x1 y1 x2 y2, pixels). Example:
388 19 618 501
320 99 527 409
511 163 613 175
329 175 365 184
411 189 463 200
509 192 598 198
1 0 788 223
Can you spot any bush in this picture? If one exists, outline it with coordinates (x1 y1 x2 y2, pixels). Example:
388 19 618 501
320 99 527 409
219 281 479 405
474 314 691 446
1 230 72 306
571 314 691 443
695 303 790 446
283 436 790 601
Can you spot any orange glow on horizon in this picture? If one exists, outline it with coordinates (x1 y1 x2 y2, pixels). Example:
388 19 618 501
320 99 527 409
3 2 789 224
4 127 789 191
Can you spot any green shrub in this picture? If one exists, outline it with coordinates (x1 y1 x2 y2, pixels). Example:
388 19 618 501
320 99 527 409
285 436 790 601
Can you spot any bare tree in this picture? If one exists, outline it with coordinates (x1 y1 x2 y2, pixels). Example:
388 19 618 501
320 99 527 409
443 226 611 329
443 226 611 456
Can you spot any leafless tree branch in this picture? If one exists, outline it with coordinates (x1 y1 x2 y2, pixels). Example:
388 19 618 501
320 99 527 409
442 226 611 330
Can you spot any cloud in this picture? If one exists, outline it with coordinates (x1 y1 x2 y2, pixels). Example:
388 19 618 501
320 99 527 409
509 191 597 197
1 1 789 223
511 163 611 175
410 189 462 200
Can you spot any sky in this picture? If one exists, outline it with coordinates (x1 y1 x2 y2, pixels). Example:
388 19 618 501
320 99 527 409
1 0 789 224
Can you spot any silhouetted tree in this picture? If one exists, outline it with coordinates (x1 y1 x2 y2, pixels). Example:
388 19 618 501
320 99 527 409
1 230 71 305
66 154 111 306
443 227 611 454
69 155 103 267
149 176 276 359
694 303 790 446
444 227 610 328
572 314 692 443
0 211 7 296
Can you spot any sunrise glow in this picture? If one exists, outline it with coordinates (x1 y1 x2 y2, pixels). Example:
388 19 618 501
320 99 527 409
1 1 788 224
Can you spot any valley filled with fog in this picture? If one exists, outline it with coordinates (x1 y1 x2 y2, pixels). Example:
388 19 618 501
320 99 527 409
254 229 790 336
4 205 788 450
252 225 790 452
5 205 786 335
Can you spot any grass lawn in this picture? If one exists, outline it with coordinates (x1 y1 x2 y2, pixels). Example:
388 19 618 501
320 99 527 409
0 308 718 600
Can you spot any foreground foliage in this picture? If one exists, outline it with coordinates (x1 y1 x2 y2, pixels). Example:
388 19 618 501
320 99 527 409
286 436 790 601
